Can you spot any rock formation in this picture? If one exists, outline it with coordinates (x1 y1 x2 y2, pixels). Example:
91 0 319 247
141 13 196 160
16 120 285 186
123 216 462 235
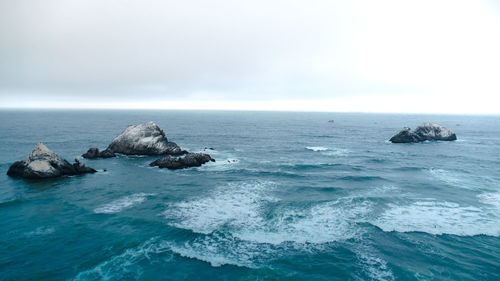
107 121 185 155
149 153 215 170
7 143 96 179
84 121 186 158
390 123 457 143
81 122 213 169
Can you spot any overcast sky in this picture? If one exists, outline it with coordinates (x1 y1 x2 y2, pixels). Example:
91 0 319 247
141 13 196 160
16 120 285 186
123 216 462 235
1 0 499 113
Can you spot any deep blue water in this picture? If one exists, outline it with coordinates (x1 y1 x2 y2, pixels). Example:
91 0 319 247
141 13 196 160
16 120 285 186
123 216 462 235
1 110 499 280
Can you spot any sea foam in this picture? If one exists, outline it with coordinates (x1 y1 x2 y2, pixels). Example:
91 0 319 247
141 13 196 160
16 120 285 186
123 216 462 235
164 181 276 234
166 232 272 268
196 149 240 171
94 193 155 214
373 200 500 236
166 180 370 245
72 237 171 281
306 146 329 151
235 198 371 244
306 146 350 156
354 245 395 281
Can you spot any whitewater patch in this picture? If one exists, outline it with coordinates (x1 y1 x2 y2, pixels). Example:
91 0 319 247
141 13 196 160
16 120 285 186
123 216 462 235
235 199 372 244
166 232 273 268
373 200 500 236
306 146 329 152
428 169 499 193
163 198 375 269
164 181 276 234
165 180 372 245
72 235 265 277
94 193 155 214
478 192 500 210
72 237 172 281
306 146 350 156
428 168 467 188
354 245 395 281
371 184 399 194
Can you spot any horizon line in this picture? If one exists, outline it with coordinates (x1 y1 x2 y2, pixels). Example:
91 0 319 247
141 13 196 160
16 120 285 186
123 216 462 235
1 95 498 115
0 107 498 116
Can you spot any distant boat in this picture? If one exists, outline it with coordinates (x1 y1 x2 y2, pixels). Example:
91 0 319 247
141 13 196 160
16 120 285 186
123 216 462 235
328 120 334 123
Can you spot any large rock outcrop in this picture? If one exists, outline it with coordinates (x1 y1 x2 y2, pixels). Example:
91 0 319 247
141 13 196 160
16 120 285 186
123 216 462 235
84 121 186 158
149 153 215 170
7 143 96 179
390 123 457 143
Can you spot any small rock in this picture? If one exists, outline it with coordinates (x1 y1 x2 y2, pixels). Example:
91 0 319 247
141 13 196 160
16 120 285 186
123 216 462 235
82 148 100 159
82 147 116 159
390 123 457 143
149 153 215 170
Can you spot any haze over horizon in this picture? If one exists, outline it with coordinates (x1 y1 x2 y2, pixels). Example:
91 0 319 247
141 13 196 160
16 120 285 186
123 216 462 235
1 0 499 114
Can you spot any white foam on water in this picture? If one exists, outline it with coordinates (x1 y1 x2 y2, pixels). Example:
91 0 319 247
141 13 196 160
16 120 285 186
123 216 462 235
166 180 372 245
94 193 155 214
197 149 240 171
161 180 377 268
374 184 399 193
306 146 350 156
373 200 500 236
427 168 485 191
306 146 329 151
201 158 240 171
72 237 171 281
358 254 394 281
478 192 500 210
166 232 272 268
428 168 464 186
323 148 351 157
95 169 110 175
73 234 262 276
235 199 372 244
354 246 395 281
164 181 276 234
128 155 148 158
24 226 55 237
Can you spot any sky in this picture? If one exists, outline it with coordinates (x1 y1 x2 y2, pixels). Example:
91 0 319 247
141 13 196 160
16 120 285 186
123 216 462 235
1 0 499 113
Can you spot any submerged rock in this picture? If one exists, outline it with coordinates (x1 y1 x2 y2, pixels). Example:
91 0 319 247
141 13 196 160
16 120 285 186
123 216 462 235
7 143 96 179
149 153 215 170
390 123 457 143
106 121 185 156
82 148 115 159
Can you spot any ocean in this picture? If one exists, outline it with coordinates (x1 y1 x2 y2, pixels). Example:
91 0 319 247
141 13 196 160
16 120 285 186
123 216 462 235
0 110 499 280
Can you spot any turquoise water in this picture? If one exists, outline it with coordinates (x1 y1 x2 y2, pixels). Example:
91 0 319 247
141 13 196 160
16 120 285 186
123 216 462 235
0 110 499 280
